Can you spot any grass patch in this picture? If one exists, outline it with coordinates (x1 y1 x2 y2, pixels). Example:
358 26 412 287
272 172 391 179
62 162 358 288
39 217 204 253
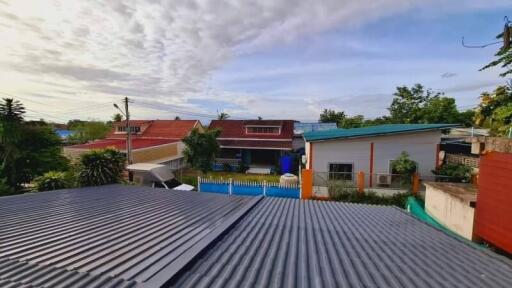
180 169 281 183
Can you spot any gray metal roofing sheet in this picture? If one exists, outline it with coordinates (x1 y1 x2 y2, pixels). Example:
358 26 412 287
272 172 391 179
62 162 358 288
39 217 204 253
171 197 512 288
0 185 259 288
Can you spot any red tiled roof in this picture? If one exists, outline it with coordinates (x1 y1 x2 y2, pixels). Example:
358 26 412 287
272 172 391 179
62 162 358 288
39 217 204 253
69 138 178 151
108 120 200 139
68 120 200 151
218 139 292 150
209 120 294 140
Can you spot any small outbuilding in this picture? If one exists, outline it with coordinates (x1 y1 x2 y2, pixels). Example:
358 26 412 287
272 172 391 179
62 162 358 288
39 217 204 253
424 182 477 241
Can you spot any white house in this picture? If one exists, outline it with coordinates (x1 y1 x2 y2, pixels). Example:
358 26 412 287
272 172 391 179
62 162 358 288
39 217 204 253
304 124 457 186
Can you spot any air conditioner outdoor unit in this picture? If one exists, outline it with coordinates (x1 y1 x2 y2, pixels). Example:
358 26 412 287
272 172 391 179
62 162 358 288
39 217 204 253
377 174 391 186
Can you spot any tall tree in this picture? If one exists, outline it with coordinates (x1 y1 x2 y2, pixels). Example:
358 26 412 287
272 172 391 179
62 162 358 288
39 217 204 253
182 128 220 175
475 85 512 136
388 84 441 123
319 109 345 126
340 115 365 128
0 98 25 188
217 112 230 120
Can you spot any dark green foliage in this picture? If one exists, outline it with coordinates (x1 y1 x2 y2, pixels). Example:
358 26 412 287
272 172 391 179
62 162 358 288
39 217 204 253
330 188 411 208
179 175 198 187
0 177 14 196
475 85 512 136
0 99 68 193
222 163 232 172
33 171 71 192
78 148 126 187
391 151 417 186
14 122 70 185
480 27 512 77
112 113 123 122
319 84 469 128
0 98 25 122
389 84 440 124
182 128 220 175
217 112 230 120
432 163 472 183
319 109 346 126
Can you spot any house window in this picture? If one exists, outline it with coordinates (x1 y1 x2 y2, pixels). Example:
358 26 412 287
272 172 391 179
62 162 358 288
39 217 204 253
246 126 280 134
116 126 141 133
329 163 353 180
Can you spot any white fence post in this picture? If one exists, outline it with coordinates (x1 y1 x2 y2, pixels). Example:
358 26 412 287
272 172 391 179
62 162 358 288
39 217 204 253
263 180 267 196
197 176 201 192
229 178 233 195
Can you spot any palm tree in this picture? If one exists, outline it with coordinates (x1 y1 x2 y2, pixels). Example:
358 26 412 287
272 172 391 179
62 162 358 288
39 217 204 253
78 148 126 186
217 112 230 120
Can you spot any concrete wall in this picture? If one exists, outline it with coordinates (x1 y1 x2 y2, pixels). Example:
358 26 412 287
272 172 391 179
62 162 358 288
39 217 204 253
425 185 475 240
307 131 441 177
63 141 182 164
132 142 179 163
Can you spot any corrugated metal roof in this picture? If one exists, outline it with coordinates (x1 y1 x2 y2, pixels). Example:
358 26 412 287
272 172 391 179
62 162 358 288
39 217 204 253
3 186 512 288
304 124 458 142
0 185 259 288
171 198 512 288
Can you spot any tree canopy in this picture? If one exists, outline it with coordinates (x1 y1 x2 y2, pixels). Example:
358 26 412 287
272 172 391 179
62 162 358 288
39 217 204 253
217 112 230 120
68 120 111 144
320 84 475 129
182 128 220 175
480 24 512 78
0 98 69 194
475 85 512 136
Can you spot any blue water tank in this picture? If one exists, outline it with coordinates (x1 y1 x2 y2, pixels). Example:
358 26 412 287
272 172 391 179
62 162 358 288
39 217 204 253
280 155 292 174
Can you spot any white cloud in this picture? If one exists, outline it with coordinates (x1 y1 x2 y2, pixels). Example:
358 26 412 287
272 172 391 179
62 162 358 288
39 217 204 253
0 0 508 121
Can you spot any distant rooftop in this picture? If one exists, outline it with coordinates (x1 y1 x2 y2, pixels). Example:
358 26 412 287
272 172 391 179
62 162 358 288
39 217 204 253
293 122 337 135
2 185 512 287
304 124 458 142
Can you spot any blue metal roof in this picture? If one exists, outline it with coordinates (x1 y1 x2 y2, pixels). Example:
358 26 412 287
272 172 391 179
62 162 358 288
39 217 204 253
304 124 458 142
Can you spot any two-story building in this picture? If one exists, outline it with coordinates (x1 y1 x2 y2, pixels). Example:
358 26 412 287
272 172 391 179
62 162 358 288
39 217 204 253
209 120 294 174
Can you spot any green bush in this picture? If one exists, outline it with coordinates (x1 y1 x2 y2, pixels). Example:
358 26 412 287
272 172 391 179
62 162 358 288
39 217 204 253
78 148 126 187
0 177 14 196
330 189 411 208
180 175 198 187
432 163 471 182
33 171 70 192
328 180 410 208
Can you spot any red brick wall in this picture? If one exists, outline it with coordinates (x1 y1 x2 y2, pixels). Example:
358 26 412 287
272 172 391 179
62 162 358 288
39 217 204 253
476 151 512 253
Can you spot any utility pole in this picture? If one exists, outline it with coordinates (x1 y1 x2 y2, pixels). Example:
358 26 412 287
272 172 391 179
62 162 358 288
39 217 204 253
114 97 133 165
124 97 132 164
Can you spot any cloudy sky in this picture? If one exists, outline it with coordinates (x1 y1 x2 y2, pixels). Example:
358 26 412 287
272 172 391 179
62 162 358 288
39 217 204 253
0 0 511 123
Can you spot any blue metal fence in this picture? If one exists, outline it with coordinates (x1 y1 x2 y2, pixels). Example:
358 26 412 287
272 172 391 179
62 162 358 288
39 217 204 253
198 178 300 199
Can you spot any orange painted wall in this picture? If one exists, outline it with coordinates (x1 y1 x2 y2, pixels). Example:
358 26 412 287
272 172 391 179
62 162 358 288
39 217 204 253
475 151 512 253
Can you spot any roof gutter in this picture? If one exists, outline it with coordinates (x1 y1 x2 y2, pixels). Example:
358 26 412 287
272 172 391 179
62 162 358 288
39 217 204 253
305 126 459 143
